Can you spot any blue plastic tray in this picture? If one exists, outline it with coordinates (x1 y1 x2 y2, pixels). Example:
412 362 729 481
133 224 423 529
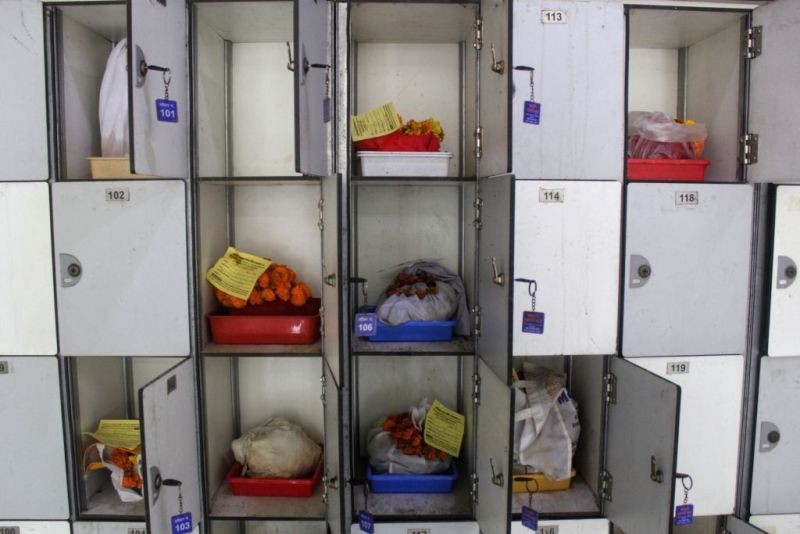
356 306 457 342
367 464 458 494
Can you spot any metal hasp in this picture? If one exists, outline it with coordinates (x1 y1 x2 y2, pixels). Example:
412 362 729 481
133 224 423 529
650 455 664 483
489 458 504 487
490 44 505 74
491 256 505 286
285 42 295 71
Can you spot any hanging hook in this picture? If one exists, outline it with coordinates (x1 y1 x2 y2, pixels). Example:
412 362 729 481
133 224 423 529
490 44 505 74
515 278 538 296
286 42 295 71
491 256 505 286
489 458 504 487
650 455 664 483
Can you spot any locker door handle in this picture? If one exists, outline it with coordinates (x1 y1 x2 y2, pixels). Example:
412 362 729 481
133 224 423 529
629 255 651 289
776 256 797 289
59 253 83 287
759 421 781 453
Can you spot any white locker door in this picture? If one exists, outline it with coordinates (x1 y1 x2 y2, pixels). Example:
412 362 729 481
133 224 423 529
748 0 800 185
0 0 48 182
511 519 610 534
767 186 800 357
476 359 512 534
0 358 69 519
633 356 743 516
140 358 201 534
0 524 70 534
750 514 800 533
750 357 800 515
0 183 57 355
72 522 146 534
724 517 768 534
623 183 753 357
349 524 479 534
605 357 679 534
129 0 188 177
52 181 190 356
322 174 341 383
513 180 621 356
323 362 343 534
511 1 624 181
479 0 510 178
295 0 332 176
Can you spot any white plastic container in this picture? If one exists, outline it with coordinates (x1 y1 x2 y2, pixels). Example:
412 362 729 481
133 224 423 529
357 151 453 177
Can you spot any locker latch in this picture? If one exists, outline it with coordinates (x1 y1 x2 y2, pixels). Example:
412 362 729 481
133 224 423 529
489 458 504 487
286 42 295 72
491 257 505 286
650 455 664 483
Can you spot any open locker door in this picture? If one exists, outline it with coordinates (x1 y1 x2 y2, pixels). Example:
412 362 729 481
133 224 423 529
128 0 188 177
0 0 48 181
605 357 680 534
323 361 344 534
295 0 332 177
479 0 510 178
475 359 512 534
322 174 343 384
767 186 800 356
140 358 202 534
723 517 767 534
748 0 800 184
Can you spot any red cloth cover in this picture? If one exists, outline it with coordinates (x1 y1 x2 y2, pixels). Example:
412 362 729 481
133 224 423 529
355 130 440 152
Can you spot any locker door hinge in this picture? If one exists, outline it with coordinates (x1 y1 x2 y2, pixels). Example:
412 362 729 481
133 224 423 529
473 197 483 230
319 304 325 338
472 304 481 337
739 133 759 165
473 16 483 50
320 374 327 406
474 127 483 159
599 470 613 502
470 471 479 504
472 372 481 405
743 26 762 59
317 198 325 231
604 373 617 405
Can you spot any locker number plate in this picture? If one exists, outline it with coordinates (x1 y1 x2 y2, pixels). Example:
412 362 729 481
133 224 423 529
0 361 8 374
0 528 20 534
666 361 690 375
539 188 565 203
128 529 147 534
106 188 131 202
541 9 567 23
675 191 699 206
407 530 431 534
539 528 559 534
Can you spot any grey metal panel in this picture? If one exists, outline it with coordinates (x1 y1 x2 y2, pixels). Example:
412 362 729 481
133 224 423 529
724 516 767 534
750 356 800 515
0 358 69 519
322 174 341 384
323 362 342 534
623 183 754 357
52 181 190 356
767 186 800 357
479 0 510 178
605 357 679 534
140 358 202 534
477 175 513 383
129 0 189 177
0 0 48 181
295 0 332 177
749 0 800 184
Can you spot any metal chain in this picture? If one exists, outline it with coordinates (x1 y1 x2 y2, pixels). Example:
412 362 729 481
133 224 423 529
178 484 183 514
163 69 172 100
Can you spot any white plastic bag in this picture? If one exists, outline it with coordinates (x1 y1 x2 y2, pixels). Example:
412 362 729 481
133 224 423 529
83 443 143 502
377 281 458 325
627 111 707 159
231 417 321 478
99 39 129 157
513 363 580 481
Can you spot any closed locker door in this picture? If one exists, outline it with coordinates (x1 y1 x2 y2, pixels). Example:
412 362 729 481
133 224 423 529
72 523 146 534
349 524 478 533
767 186 800 357
295 0 332 176
129 0 188 177
52 181 190 356
0 524 70 534
623 183 753 357
0 358 69 519
323 362 343 534
750 357 800 515
513 180 621 356
511 0 624 181
0 0 48 182
633 356 743 516
511 519 610 534
322 174 342 384
0 183 57 356
139 358 201 534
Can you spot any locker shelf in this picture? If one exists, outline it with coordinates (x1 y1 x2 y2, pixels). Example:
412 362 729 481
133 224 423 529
352 474 473 519
353 177 477 185
196 177 321 185
208 479 326 519
202 341 323 356
352 336 473 356
82 480 145 519
510 474 600 517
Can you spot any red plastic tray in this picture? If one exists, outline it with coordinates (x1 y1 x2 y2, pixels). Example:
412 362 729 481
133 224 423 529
627 158 710 181
208 298 321 345
226 454 323 497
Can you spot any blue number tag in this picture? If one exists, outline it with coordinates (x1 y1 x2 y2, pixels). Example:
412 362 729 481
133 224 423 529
358 510 375 533
675 504 694 526
521 506 538 530
323 97 331 123
156 99 179 123
355 313 378 337
523 101 541 125
171 513 192 534
522 311 545 334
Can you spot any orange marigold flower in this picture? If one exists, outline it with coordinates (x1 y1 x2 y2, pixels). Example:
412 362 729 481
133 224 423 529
261 288 276 302
290 286 308 307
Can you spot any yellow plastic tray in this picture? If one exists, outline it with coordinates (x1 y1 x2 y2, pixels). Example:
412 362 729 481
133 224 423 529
512 469 576 493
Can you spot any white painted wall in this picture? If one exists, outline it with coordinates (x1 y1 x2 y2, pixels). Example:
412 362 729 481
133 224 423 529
628 48 678 115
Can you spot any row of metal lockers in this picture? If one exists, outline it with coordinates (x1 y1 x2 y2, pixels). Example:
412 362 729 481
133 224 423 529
1 0 800 533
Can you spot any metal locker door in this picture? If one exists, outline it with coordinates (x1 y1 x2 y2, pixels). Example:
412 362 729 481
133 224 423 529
768 186 800 357
623 183 754 357
475 359 512 534
295 0 332 177
750 514 800 533
511 1 624 181
128 0 188 177
52 180 190 356
349 524 478 534
748 0 800 185
479 0 510 178
0 358 69 519
322 174 342 384
513 180 621 356
139 358 202 534
750 356 800 515
323 361 344 534
605 357 680 534
633 356 743 516
72 522 146 534
723 517 768 534
0 0 48 182
0 183 57 356
0 524 70 534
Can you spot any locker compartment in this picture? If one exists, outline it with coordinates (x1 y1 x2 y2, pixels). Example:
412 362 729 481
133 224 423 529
627 8 748 183
72 522 146 534
66 356 182 520
511 518 610 534
348 3 480 178
349 523 478 534
350 182 475 355
196 181 323 355
0 523 70 534
0 357 69 520
767 186 800 357
750 515 800 533
202 356 326 520
209 520 326 534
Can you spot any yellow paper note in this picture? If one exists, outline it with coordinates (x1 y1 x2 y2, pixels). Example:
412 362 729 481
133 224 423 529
350 102 402 142
423 400 465 458
85 419 141 450
206 247 272 301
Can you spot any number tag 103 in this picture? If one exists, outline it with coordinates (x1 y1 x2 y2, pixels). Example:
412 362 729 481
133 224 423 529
171 513 192 534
